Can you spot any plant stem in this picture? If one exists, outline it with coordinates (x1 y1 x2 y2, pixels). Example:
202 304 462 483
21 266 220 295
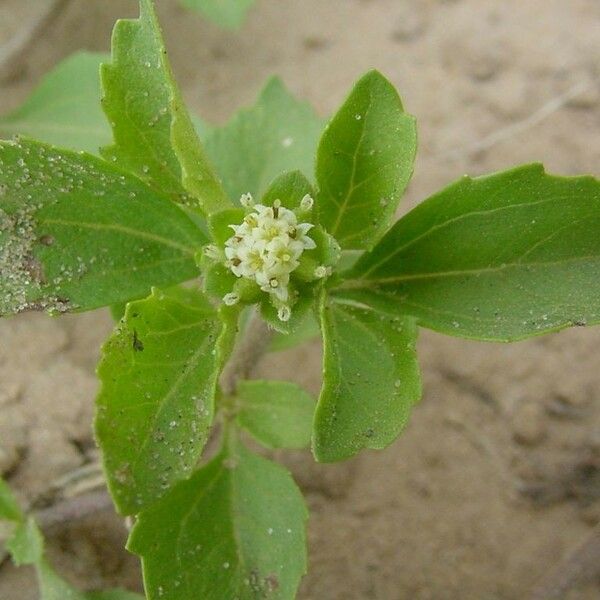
220 310 273 396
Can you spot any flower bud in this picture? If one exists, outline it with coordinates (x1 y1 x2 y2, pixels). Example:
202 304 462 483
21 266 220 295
239 192 254 207
223 292 240 306
277 306 291 322
203 244 221 260
300 194 314 211
314 265 330 279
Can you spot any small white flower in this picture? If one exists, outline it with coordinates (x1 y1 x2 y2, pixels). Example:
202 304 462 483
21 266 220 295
222 196 316 320
292 222 316 250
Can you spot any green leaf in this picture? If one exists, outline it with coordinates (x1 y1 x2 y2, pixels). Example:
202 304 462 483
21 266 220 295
269 310 320 352
102 0 230 213
315 70 417 250
36 559 87 600
109 301 128 322
0 52 111 155
6 518 44 566
5 516 143 600
0 478 23 522
313 292 421 462
129 436 307 600
0 139 206 317
260 170 315 210
236 380 315 449
180 0 255 29
337 164 600 342
259 291 314 335
37 558 143 600
204 77 323 201
86 590 144 600
96 287 237 516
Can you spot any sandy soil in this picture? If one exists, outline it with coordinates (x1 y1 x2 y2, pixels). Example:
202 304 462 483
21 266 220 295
1 0 599 598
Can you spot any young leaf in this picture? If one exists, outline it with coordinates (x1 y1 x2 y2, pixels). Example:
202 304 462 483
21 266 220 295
102 0 230 214
0 478 23 522
180 0 255 29
236 380 315 449
5 515 143 600
96 287 237 516
37 555 143 600
0 52 111 155
6 518 44 566
337 164 600 342
313 292 421 462
259 291 314 335
315 70 416 250
129 437 308 600
34 560 87 600
260 170 315 210
204 78 323 201
0 139 206 317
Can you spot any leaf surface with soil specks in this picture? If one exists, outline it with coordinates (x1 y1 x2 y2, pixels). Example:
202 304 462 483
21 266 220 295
96 287 237 516
336 164 600 341
0 139 206 317
101 0 230 214
129 438 307 600
316 70 416 250
313 291 421 462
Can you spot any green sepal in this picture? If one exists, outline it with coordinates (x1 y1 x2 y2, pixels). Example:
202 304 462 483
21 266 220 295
269 310 321 352
260 289 315 334
208 208 245 245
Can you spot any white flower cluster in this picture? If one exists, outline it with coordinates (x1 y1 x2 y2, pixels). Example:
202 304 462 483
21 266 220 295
222 195 316 321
